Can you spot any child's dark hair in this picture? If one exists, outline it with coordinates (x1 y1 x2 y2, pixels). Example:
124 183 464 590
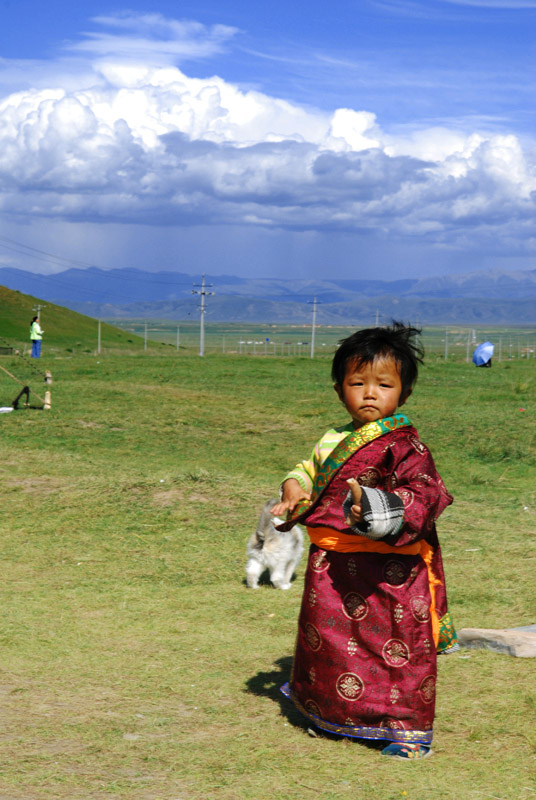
331 321 424 399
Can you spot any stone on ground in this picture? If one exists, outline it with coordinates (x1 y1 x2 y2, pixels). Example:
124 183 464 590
458 625 536 657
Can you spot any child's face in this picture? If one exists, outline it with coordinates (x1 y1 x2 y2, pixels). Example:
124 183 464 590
334 356 407 426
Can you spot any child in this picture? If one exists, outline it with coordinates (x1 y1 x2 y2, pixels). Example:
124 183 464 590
272 323 456 759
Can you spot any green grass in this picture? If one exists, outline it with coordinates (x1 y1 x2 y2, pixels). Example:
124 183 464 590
0 348 535 798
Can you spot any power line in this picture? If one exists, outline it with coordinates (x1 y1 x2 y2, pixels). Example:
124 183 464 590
0 236 352 298
0 237 98 271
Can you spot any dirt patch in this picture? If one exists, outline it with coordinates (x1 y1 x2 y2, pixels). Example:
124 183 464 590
152 488 183 507
188 492 210 503
6 476 66 496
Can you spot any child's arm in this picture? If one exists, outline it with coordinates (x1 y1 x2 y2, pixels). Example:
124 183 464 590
342 441 452 544
343 479 404 540
344 478 363 524
271 479 311 516
272 425 351 518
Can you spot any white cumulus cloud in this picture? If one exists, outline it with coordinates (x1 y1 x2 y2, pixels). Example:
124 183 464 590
0 13 534 264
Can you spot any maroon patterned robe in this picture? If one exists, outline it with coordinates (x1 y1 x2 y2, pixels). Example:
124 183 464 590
282 426 453 744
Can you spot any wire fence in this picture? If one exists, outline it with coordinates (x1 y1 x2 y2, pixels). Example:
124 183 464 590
107 320 536 362
1 320 535 409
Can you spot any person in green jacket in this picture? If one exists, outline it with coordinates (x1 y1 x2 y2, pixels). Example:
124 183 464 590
30 316 43 358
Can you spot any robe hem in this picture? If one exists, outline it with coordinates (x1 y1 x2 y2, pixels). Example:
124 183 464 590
280 682 434 745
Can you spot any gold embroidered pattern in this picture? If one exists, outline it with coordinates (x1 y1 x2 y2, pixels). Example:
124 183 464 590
419 675 436 704
382 639 410 668
408 433 426 454
336 672 364 701
393 487 415 508
381 717 407 731
383 560 407 587
304 623 322 652
390 684 401 704
310 550 329 573
342 592 369 621
347 636 358 656
357 466 381 487
410 595 430 623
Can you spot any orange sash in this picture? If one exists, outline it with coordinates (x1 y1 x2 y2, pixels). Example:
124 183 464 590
307 526 441 647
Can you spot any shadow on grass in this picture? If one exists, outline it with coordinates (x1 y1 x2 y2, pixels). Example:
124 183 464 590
244 656 309 731
245 658 387 752
241 571 300 589
241 572 273 588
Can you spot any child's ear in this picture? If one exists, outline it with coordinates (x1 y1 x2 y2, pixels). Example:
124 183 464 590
399 388 412 407
334 383 343 402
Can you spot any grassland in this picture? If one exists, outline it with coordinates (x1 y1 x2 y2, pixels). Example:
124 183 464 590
109 318 536 362
0 328 535 798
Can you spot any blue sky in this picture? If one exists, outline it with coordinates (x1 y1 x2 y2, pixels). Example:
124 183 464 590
0 0 534 280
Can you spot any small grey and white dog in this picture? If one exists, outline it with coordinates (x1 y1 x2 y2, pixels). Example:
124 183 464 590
246 499 304 590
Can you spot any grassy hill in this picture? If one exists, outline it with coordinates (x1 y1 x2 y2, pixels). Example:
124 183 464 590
0 284 169 355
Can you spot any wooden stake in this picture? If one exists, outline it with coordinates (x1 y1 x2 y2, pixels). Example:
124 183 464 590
0 363 47 406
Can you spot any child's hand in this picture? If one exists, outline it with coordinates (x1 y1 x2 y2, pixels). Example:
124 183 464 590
345 478 363 525
271 479 311 517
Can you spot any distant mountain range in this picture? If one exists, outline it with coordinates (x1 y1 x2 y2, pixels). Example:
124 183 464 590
1 266 535 324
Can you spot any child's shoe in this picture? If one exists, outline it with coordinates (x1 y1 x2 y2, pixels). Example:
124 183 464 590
381 742 432 759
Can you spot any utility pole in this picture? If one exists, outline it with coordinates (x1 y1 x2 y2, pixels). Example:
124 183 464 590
97 319 101 355
310 297 318 359
144 322 148 351
192 275 214 357
32 303 47 322
176 326 180 351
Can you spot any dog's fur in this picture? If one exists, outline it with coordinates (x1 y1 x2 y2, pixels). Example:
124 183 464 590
246 499 304 589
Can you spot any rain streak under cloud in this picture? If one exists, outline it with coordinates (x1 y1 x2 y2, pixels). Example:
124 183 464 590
0 8 535 278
